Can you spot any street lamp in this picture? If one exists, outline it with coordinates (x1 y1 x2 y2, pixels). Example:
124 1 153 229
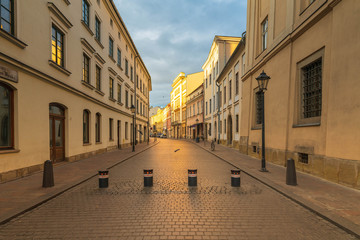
256 70 270 172
130 104 136 152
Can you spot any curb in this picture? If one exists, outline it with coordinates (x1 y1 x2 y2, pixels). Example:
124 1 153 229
0 141 160 226
187 139 360 239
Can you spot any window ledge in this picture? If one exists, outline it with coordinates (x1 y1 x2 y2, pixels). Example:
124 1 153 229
109 56 116 63
117 64 123 71
0 149 20 154
292 123 320 128
81 80 95 90
81 20 94 36
48 60 71 76
95 141 102 145
83 143 91 146
251 126 262 130
0 29 27 49
95 89 105 96
94 37 104 49
109 97 116 102
117 101 124 106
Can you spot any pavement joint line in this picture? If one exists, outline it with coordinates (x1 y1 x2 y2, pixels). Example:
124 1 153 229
0 141 159 226
186 139 360 239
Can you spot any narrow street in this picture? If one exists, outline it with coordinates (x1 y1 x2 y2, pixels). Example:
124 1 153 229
0 139 356 240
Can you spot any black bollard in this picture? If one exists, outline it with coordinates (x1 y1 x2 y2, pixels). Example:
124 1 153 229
188 169 197 187
144 169 153 187
231 169 241 187
98 170 109 188
286 158 297 186
42 160 54 188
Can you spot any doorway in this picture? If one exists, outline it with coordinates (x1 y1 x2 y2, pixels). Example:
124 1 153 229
227 115 233 145
49 104 65 163
117 120 121 149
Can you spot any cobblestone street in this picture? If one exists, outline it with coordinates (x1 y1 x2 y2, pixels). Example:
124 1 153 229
0 139 357 240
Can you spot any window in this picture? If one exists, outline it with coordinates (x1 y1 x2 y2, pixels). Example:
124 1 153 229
0 83 13 149
82 0 90 26
125 122 128 139
209 74 212 85
140 102 143 115
236 114 239 133
131 66 133 81
125 59 129 76
131 94 133 106
117 48 121 67
209 99 212 114
51 25 64 67
140 80 142 92
255 90 263 125
109 37 113 58
208 123 211 136
229 79 232 100
235 73 239 95
109 118 113 140
197 102 200 114
117 84 121 103
95 113 101 142
213 96 215 111
193 104 195 116
261 17 268 51
206 78 208 88
301 58 322 119
125 90 129 107
0 0 14 34
95 16 101 41
242 54 246 76
298 153 309 164
83 110 90 144
82 54 90 83
137 99 139 114
95 65 101 90
224 86 226 104
206 101 208 115
224 119 226 133
109 77 114 99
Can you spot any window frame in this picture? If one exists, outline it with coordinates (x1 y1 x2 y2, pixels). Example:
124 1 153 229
82 0 90 27
109 118 113 140
109 77 114 99
95 15 101 42
82 53 90 84
95 112 101 143
109 36 114 58
261 17 268 51
0 82 14 150
0 0 15 35
51 25 65 67
83 109 90 144
95 64 101 91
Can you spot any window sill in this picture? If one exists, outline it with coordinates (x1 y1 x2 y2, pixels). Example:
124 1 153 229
95 89 105 96
48 60 71 76
81 20 94 36
0 29 27 49
94 37 104 49
292 123 320 128
95 141 102 145
109 97 116 102
83 143 91 146
0 149 20 154
251 126 262 130
117 101 124 106
81 80 95 90
109 139 114 142
109 56 116 63
117 64 123 71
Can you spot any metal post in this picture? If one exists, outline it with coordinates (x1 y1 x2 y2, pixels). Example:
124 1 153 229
132 114 135 152
261 90 267 172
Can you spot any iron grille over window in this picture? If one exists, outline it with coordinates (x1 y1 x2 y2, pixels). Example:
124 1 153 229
302 58 322 118
255 91 263 125
298 153 309 164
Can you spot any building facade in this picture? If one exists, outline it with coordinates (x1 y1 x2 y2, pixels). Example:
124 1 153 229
238 0 360 189
202 36 241 142
170 72 186 139
216 36 246 148
186 85 204 140
0 0 151 182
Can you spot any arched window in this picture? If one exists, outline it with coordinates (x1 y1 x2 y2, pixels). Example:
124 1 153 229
83 110 90 143
95 113 101 143
0 82 14 149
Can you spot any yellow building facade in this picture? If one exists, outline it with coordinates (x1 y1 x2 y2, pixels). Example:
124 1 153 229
238 0 360 189
0 0 151 182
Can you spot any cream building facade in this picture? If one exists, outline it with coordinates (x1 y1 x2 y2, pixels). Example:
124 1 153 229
0 0 151 182
202 36 241 141
216 36 246 148
170 72 186 138
238 0 360 189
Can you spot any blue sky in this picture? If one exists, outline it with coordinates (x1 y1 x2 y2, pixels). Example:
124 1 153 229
115 0 247 107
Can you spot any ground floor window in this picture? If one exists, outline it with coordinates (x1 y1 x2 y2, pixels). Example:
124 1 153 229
0 82 13 149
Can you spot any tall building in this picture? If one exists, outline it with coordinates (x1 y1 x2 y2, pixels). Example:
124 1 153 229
239 0 360 189
202 36 241 141
170 72 186 138
0 0 151 182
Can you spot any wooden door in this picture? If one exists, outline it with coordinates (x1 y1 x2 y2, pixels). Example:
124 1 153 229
49 104 65 163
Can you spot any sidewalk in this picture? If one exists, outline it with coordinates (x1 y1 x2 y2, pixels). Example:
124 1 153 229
0 141 158 225
188 139 360 238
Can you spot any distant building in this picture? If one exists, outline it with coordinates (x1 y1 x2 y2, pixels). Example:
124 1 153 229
202 36 241 142
186 84 204 139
